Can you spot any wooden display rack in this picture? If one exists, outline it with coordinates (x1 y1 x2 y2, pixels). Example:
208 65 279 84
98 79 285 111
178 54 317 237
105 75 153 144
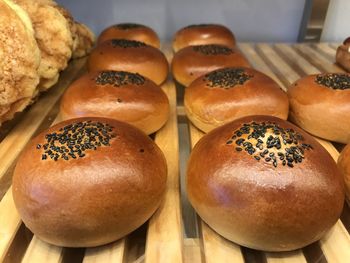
0 43 349 263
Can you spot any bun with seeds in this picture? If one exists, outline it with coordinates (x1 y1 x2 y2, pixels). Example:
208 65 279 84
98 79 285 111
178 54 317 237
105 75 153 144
187 115 344 251
12 117 167 247
288 73 350 143
336 37 350 72
172 24 236 52
98 23 160 48
185 67 289 132
88 39 169 85
60 70 170 135
171 44 250 87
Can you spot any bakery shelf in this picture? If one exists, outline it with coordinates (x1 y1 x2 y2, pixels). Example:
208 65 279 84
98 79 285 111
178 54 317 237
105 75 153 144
0 43 349 263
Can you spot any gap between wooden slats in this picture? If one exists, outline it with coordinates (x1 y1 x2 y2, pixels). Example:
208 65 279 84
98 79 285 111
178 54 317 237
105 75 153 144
255 43 350 263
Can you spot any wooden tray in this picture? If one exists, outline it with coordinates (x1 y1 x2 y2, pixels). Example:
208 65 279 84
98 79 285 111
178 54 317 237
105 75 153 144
0 43 349 263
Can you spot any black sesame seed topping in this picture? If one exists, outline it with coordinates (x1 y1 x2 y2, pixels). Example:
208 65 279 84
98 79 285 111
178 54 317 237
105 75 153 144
315 73 350 90
184 24 212 29
110 39 146 48
114 23 143 30
95 71 145 86
226 121 313 168
37 121 116 161
192 44 233 55
204 68 252 88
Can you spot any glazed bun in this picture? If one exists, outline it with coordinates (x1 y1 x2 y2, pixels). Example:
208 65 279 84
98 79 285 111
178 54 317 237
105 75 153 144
12 117 167 247
288 73 350 143
336 37 350 72
185 67 289 133
171 44 250 86
88 39 169 85
337 143 350 197
172 24 235 52
187 115 344 252
98 23 160 48
60 71 170 135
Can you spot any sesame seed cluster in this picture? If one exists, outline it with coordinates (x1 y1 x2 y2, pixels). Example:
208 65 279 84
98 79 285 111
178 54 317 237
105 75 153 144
184 24 211 29
115 23 142 30
37 121 116 161
192 45 233 55
204 68 252 88
95 71 145 86
111 39 146 48
226 121 313 168
315 73 350 90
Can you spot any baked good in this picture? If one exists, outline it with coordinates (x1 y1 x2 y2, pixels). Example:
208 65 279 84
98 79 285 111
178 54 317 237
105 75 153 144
60 71 170 135
187 115 344 251
12 117 167 247
0 0 40 123
337 143 350 197
172 24 235 52
72 22 95 59
185 67 289 132
288 73 350 143
98 23 160 48
88 39 169 85
171 44 250 86
336 37 350 72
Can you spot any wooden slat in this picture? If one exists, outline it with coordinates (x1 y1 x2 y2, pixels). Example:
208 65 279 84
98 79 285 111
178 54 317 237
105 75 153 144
188 124 244 263
265 250 307 263
312 43 337 60
145 81 184 263
83 239 126 263
329 43 340 50
256 43 350 263
21 237 63 263
184 238 201 263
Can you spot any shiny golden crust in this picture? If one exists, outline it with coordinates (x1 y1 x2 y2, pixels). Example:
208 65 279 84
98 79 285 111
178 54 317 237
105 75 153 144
185 68 289 133
72 22 95 58
336 44 350 72
88 39 169 85
187 115 344 251
98 23 160 48
12 117 167 247
14 0 74 91
338 143 350 198
171 45 250 87
0 0 40 123
60 71 170 135
173 24 236 52
287 73 350 143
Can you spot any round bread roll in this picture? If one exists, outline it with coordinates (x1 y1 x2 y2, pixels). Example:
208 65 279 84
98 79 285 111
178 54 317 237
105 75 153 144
185 67 289 132
172 24 235 52
288 73 350 144
336 37 350 72
12 117 167 247
171 44 250 86
60 71 170 135
0 0 40 123
88 39 169 85
337 143 350 198
98 23 160 48
187 115 344 251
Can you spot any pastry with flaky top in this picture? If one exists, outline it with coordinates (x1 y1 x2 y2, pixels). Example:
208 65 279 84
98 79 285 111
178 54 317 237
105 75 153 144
336 37 350 72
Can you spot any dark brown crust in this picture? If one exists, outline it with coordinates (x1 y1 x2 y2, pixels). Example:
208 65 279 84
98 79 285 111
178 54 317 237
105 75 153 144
184 67 289 132
172 24 236 52
287 73 350 143
187 115 344 251
87 40 169 85
171 45 250 87
60 71 170 135
98 24 160 48
12 117 167 247
337 143 350 198
336 45 350 72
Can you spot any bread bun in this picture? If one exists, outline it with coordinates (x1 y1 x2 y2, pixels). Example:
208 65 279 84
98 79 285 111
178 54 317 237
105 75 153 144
172 24 235 52
337 143 350 197
12 117 167 247
60 71 170 135
171 44 250 86
288 73 350 143
187 115 344 251
88 39 169 85
185 68 289 133
336 37 350 72
98 23 160 48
